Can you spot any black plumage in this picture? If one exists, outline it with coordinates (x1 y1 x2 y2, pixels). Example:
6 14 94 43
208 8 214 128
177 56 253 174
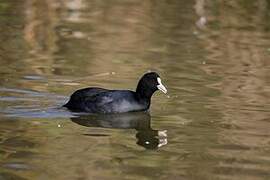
63 72 167 114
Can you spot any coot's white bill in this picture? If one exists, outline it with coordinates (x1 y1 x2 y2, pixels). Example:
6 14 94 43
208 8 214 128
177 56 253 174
157 77 167 94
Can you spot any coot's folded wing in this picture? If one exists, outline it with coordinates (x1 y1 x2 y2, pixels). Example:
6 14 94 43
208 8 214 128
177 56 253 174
84 92 115 113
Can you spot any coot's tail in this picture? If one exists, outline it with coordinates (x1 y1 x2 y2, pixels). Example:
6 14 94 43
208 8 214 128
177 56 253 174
63 99 83 112
63 100 71 108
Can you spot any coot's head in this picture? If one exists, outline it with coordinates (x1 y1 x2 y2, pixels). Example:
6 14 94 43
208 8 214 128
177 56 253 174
136 72 167 99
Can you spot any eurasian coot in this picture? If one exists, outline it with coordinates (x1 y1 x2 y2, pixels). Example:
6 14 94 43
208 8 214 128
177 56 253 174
63 72 167 114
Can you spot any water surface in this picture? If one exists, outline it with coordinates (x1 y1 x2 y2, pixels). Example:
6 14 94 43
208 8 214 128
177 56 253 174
0 0 270 179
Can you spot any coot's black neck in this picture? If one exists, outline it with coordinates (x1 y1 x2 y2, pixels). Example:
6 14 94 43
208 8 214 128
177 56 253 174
135 81 156 103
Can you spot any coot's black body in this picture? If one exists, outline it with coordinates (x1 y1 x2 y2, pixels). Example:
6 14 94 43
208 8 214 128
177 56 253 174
63 72 167 114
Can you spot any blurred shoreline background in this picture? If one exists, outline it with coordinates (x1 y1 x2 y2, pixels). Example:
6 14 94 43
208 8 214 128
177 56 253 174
0 0 270 179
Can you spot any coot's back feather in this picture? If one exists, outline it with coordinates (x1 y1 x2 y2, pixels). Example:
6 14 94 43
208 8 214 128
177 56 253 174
63 87 107 110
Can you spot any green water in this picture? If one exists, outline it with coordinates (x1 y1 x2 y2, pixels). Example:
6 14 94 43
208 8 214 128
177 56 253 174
1 0 270 179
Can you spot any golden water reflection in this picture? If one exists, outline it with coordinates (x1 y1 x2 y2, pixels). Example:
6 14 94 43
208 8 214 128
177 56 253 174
0 0 270 179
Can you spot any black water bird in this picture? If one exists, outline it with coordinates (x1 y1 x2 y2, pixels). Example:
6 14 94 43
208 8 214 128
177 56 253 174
64 72 167 114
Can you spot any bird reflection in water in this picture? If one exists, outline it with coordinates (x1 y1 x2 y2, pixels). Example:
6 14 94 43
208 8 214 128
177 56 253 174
70 112 167 149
